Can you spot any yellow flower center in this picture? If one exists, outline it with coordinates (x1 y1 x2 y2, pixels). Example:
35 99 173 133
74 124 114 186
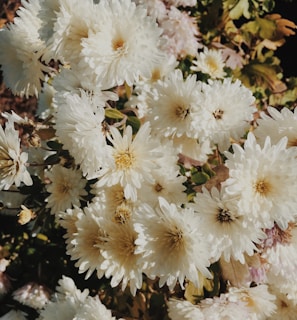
113 203 132 224
216 208 233 223
175 104 189 120
164 226 184 251
206 56 220 72
112 37 125 51
114 151 135 170
154 183 164 193
213 109 224 120
254 179 271 196
57 182 71 194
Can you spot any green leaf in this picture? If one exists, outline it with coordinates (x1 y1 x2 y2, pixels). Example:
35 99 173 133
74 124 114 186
256 16 276 39
46 140 63 151
105 108 125 119
191 171 210 185
126 116 141 134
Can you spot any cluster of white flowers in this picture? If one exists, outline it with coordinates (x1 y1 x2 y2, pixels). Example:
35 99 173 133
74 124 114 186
0 0 297 319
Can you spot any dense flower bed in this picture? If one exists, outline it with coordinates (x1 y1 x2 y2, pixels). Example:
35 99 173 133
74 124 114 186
0 0 296 319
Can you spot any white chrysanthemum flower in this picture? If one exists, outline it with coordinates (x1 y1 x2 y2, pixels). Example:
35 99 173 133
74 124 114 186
262 223 297 303
190 187 266 263
0 23 49 98
138 169 187 208
199 294 250 320
0 121 32 190
80 0 164 89
74 296 116 320
167 299 205 320
160 6 202 58
54 91 109 179
38 0 98 64
171 134 212 162
55 275 89 303
53 67 119 99
100 219 143 296
223 133 297 230
12 282 51 310
45 165 87 215
38 299 78 320
58 206 84 251
227 285 276 319
268 286 297 320
67 203 107 280
147 69 203 139
96 122 159 201
254 106 297 147
197 78 256 151
35 276 90 320
125 54 178 119
191 48 226 79
0 310 27 320
135 0 167 20
135 198 212 290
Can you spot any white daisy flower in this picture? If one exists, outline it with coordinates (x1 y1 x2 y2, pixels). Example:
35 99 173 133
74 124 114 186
191 48 227 79
199 294 250 320
147 69 203 139
45 165 87 215
167 299 205 320
80 0 164 89
223 132 297 230
96 122 159 201
58 206 84 251
159 6 202 59
125 54 178 119
138 168 187 208
227 285 277 320
38 276 89 320
54 91 109 179
268 286 297 320
100 218 143 296
0 121 32 190
197 78 256 152
0 19 49 97
254 106 297 147
38 0 98 64
67 203 107 280
262 223 297 303
73 296 116 320
55 275 89 303
171 134 212 162
134 197 212 290
12 282 51 310
190 187 266 263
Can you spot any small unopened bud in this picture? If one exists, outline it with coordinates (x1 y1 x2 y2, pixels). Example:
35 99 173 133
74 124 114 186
28 133 41 147
18 205 36 225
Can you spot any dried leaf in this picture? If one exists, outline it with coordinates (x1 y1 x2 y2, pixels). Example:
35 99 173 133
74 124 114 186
240 62 287 93
219 257 250 287
266 14 297 39
194 164 229 192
